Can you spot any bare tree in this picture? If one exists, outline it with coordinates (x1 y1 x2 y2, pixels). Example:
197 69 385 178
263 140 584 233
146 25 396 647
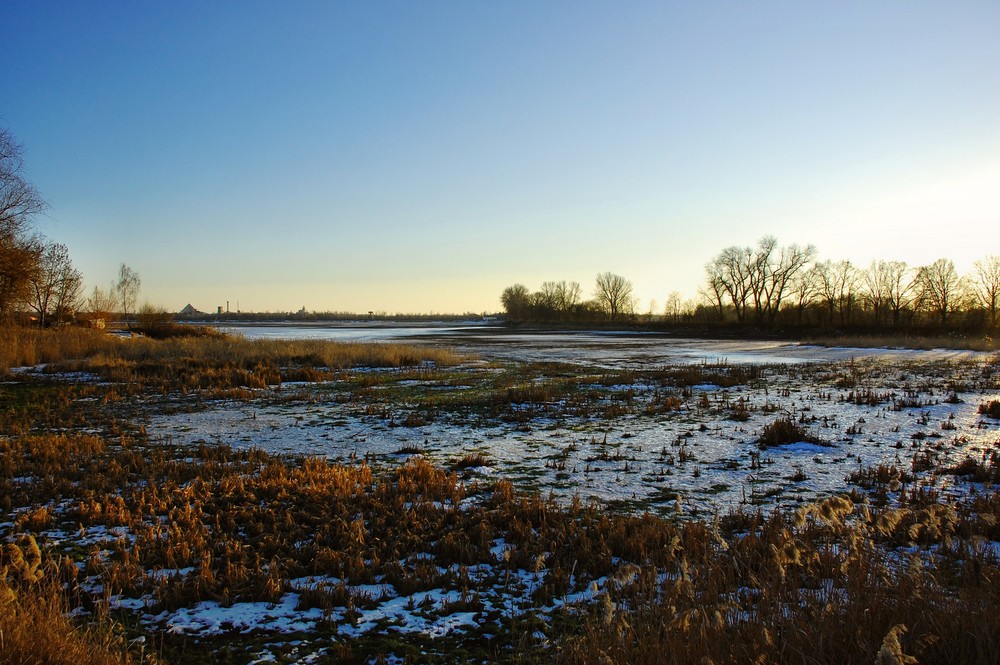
884 261 915 326
646 298 659 322
705 246 753 323
554 281 582 313
0 128 47 320
115 263 141 329
789 264 820 324
29 241 82 326
863 260 915 327
536 281 584 321
594 272 634 322
971 256 1000 327
816 260 860 325
664 291 683 323
537 281 561 313
699 268 728 321
705 237 814 325
760 239 816 323
86 285 117 324
862 261 886 325
915 258 964 325
52 267 84 323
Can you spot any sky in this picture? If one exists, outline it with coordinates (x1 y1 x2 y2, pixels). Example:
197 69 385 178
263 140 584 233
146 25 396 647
2 1 998 314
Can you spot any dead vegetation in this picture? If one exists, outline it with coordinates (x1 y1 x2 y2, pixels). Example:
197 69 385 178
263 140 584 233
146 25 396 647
758 417 824 448
1 425 999 663
1 327 464 396
3 329 1000 663
1 537 133 665
980 400 1000 419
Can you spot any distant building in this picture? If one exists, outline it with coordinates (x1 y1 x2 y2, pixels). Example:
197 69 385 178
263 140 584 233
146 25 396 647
178 304 203 317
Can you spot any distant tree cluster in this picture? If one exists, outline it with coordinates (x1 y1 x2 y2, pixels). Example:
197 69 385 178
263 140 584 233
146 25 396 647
701 237 1000 331
702 236 816 325
501 273 636 324
500 236 1000 333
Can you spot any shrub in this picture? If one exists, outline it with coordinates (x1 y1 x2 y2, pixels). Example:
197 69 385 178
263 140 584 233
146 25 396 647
979 400 1000 419
758 417 821 448
452 452 494 471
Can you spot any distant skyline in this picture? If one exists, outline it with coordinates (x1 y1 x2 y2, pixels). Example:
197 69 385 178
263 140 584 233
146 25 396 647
2 1 998 314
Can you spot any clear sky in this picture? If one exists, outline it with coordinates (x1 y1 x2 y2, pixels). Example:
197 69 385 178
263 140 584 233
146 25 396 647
2 1 998 314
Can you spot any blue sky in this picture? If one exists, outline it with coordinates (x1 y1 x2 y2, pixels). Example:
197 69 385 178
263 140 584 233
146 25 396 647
2 1 998 314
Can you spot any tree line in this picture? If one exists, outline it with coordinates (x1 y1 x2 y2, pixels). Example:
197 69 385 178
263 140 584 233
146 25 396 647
702 236 999 330
501 236 1000 332
1 127 141 328
502 272 639 324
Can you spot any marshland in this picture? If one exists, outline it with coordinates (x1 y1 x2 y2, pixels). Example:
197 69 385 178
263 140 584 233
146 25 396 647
3 325 1000 664
7 2 1000 662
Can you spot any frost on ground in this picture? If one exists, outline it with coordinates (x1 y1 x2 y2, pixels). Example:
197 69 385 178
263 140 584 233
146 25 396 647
145 351 1000 517
4 333 1000 664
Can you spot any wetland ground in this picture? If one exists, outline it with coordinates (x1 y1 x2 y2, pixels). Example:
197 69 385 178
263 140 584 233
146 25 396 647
3 326 1000 664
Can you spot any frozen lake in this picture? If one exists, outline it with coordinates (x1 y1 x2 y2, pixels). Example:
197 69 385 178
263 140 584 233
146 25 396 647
219 322 990 368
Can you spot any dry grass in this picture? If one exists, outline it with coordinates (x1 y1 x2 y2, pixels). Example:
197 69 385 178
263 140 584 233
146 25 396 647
808 333 1000 352
0 539 132 665
0 326 120 370
758 416 822 448
3 427 999 663
1 326 464 392
979 400 1000 419
99 335 462 370
4 329 1000 662
541 495 1000 665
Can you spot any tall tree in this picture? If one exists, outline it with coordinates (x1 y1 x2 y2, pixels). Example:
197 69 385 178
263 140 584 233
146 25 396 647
916 258 963 325
29 241 82 326
884 261 915 326
501 284 531 322
789 264 821 324
864 260 915 327
86 285 117 323
971 256 1000 327
594 272 634 322
115 263 141 329
0 128 47 320
704 237 814 325
554 281 582 314
759 239 816 323
664 290 684 323
699 269 728 321
705 246 753 323
816 260 859 325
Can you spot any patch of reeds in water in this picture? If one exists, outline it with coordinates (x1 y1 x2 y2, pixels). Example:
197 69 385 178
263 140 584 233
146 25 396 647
1 326 465 392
